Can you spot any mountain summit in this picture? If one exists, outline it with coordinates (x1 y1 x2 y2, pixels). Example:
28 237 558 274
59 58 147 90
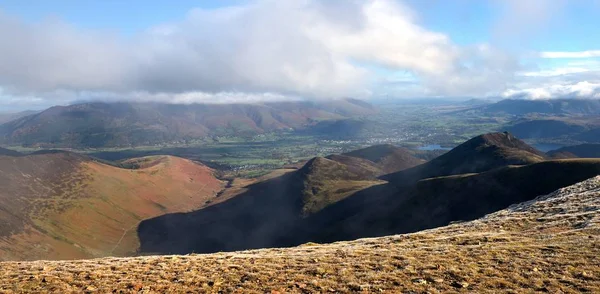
382 132 546 185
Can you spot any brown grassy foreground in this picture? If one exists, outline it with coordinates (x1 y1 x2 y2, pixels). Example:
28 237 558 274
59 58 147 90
2 176 600 293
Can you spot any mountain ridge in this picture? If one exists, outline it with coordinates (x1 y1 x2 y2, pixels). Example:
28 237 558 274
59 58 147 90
481 98 600 115
0 152 224 260
548 143 600 158
0 99 376 148
137 133 599 256
381 132 546 185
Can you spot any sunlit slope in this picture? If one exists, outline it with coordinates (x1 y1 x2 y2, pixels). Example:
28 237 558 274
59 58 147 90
0 153 223 260
2 176 599 293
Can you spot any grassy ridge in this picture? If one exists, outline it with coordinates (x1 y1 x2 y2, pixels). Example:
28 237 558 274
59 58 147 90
0 153 224 260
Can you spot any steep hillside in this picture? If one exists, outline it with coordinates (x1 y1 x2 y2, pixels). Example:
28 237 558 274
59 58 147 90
293 144 425 179
3 176 599 293
137 140 597 256
0 153 223 261
505 119 587 139
0 99 376 148
482 98 600 115
298 159 600 244
382 132 546 185
137 157 382 255
298 157 383 215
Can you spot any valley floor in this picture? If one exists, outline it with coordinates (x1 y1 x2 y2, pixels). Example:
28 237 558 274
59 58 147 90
1 177 600 293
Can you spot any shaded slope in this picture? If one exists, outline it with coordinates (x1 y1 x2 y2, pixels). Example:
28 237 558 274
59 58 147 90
138 134 553 255
575 127 600 143
0 153 223 261
548 143 600 158
137 140 595 256
382 132 546 185
4 177 600 293
547 150 579 159
137 171 306 255
0 99 376 148
137 156 382 255
296 159 600 244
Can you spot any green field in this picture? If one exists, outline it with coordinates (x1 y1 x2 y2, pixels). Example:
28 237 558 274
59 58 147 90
3 102 516 178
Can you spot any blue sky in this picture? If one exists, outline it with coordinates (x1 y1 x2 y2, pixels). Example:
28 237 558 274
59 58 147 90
0 1 243 34
0 0 599 111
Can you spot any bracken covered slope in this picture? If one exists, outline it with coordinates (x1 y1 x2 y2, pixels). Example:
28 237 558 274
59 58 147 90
1 176 599 293
0 153 224 260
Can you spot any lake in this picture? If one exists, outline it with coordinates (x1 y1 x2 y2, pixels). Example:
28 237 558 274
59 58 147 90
418 143 566 152
418 144 452 151
531 143 566 152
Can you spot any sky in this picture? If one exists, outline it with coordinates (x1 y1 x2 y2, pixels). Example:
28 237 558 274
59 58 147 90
0 0 599 111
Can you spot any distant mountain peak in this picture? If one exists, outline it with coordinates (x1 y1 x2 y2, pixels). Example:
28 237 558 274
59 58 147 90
382 132 546 185
467 132 545 156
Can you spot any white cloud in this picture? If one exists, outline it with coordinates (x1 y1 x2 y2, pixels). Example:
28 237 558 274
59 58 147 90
520 67 591 77
539 50 600 58
0 0 520 105
503 81 600 99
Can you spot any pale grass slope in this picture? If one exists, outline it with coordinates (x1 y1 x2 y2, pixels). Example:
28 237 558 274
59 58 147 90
1 176 600 293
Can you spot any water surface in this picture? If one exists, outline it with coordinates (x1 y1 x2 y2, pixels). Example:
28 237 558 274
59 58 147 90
417 144 452 151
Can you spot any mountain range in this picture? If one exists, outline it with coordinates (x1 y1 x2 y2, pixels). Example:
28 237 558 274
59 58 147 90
381 132 546 185
481 98 600 116
4 98 600 149
0 99 375 148
1 131 600 261
137 132 600 255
